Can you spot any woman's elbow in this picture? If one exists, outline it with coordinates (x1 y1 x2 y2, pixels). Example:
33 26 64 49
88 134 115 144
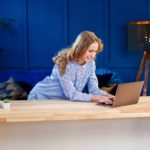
64 91 77 101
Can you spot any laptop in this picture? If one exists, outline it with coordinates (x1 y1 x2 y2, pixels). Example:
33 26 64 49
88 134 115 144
98 81 144 107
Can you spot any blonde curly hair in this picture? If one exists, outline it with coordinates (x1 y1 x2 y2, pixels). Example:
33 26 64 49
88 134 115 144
53 31 103 75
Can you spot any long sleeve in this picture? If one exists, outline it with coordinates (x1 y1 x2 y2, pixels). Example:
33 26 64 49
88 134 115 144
87 62 108 96
58 63 92 102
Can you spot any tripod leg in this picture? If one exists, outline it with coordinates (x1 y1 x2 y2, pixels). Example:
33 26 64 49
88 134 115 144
136 51 147 81
143 58 149 96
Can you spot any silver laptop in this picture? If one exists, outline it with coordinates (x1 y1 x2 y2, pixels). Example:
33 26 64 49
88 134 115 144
99 81 144 107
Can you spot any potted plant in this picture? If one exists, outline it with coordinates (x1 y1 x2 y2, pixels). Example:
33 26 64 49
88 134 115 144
2 99 10 109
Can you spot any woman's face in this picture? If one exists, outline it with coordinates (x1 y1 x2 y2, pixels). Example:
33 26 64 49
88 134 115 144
78 42 98 64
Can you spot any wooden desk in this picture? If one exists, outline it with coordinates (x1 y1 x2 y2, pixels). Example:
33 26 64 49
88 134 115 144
0 97 150 150
0 96 150 123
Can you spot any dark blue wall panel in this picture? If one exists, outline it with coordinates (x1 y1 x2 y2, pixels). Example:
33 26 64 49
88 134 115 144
0 0 26 69
27 0 67 69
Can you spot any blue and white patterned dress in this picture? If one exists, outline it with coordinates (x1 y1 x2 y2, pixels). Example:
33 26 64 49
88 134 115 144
27 61 108 101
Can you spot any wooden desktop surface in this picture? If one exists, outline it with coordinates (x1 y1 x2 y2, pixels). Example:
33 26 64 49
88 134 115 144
0 96 150 123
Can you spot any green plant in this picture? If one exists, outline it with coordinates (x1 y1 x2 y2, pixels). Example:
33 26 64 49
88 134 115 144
3 99 10 103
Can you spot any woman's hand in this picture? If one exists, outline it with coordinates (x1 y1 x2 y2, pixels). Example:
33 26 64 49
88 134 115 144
107 94 115 102
91 95 114 105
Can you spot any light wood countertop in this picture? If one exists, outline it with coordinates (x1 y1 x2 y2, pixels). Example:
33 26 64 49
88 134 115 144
0 96 150 123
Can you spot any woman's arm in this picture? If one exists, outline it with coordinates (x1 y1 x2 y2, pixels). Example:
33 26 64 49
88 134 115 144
87 61 108 96
58 62 113 104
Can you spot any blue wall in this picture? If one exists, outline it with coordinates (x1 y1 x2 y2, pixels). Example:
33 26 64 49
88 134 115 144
0 0 150 93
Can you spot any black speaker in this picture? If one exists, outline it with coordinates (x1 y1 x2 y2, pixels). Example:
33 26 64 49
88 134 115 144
127 21 150 51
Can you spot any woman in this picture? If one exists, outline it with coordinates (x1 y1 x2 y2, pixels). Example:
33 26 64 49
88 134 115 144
28 31 114 104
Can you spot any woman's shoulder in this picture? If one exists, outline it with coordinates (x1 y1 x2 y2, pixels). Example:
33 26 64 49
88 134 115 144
86 61 96 73
87 61 96 68
89 60 95 65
